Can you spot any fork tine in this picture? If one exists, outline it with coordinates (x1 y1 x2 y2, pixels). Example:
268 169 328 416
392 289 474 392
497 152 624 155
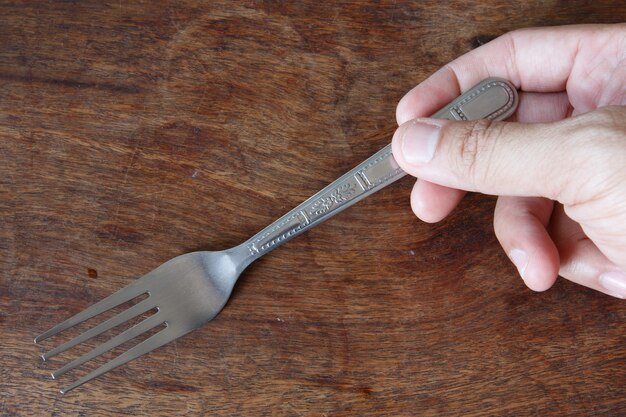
41 297 156 361
59 325 179 394
52 312 163 379
34 282 148 343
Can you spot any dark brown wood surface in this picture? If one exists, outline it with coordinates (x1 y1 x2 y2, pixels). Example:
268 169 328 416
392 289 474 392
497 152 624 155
1 1 625 416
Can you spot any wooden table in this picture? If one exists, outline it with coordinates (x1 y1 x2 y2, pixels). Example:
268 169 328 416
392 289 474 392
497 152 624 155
1 1 625 415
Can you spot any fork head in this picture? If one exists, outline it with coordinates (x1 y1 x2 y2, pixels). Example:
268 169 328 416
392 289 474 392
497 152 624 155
34 250 241 394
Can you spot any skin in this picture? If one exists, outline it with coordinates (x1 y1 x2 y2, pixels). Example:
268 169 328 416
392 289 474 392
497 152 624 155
390 24 626 298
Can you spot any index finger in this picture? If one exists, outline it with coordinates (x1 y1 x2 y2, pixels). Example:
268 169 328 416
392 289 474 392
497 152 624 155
396 24 602 125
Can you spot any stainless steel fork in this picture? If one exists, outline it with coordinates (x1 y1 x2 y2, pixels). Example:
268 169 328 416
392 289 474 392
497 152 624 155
35 77 518 393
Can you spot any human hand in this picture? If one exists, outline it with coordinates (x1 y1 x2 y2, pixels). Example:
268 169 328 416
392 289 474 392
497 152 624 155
391 24 626 298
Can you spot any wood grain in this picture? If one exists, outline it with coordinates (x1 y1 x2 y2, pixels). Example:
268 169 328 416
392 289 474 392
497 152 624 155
1 1 625 416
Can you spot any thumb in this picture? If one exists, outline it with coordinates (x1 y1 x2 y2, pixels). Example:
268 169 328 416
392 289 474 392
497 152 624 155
390 107 625 204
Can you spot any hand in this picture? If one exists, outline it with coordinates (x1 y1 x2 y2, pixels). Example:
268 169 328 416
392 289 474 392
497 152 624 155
391 24 626 298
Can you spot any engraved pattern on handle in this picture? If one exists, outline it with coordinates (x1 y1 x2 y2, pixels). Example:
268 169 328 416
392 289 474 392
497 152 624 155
244 144 403 259
438 78 517 120
242 78 518 262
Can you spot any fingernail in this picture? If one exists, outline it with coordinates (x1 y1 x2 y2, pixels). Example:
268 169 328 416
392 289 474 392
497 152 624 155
599 271 626 299
401 121 441 164
509 248 528 278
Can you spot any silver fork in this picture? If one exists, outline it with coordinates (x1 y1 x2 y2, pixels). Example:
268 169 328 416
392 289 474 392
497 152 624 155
35 77 518 393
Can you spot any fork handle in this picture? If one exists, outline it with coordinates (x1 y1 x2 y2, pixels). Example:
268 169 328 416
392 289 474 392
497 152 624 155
238 77 518 266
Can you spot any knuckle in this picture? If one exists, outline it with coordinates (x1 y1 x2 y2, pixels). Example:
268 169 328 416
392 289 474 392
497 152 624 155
573 106 626 142
450 119 504 189
560 106 626 203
